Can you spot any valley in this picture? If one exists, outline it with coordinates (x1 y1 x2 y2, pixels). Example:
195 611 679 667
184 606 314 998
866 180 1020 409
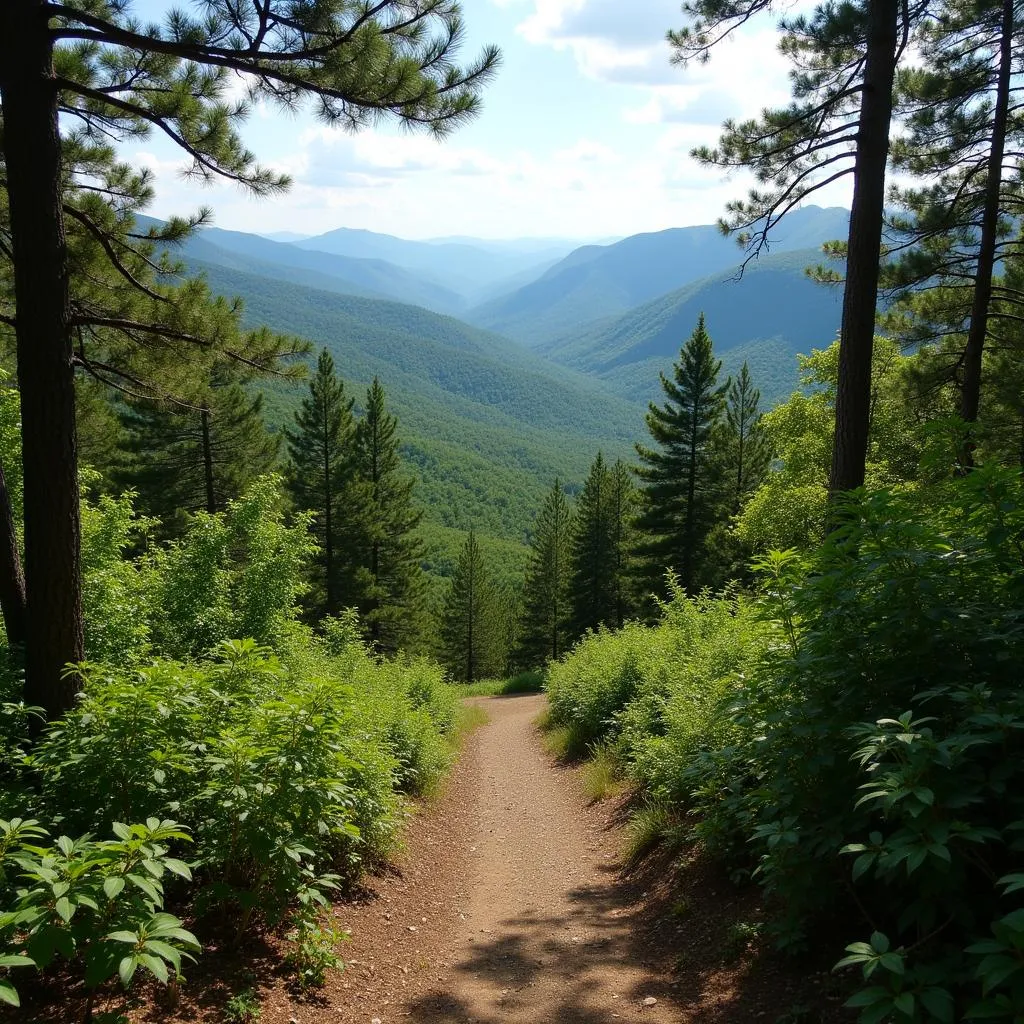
162 208 850 571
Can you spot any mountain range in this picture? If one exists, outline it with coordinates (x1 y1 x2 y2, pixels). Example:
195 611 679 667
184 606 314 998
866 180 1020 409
148 206 851 563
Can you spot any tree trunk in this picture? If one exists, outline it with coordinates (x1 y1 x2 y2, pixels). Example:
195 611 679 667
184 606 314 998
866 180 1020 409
0 0 85 718
828 0 898 497
960 0 1013 443
200 407 216 513
0 460 27 650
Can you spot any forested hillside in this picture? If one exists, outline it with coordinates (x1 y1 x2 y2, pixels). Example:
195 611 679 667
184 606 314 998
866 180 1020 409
539 248 843 405
468 206 849 344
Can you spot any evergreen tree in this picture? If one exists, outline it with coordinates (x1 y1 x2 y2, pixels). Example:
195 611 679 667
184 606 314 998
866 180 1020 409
285 349 369 618
607 459 639 630
672 0 915 495
568 453 615 638
0 0 496 716
118 366 279 527
635 315 728 596
516 480 573 666
720 363 771 515
440 529 503 683
354 378 426 654
884 0 1022 438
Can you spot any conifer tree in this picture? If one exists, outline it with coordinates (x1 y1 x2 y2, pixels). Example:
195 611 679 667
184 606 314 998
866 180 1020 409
883 0 1022 438
671 0 914 495
285 349 369 619
720 363 771 515
516 480 573 666
118 366 279 526
635 315 728 596
440 529 503 683
354 378 426 654
607 460 639 630
568 453 615 638
0 0 497 717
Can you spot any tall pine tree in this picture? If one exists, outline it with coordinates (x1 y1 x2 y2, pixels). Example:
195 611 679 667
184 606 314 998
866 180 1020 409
635 315 728 596
117 364 279 529
720 363 771 515
440 529 503 683
354 378 426 654
516 479 573 666
285 349 369 619
568 453 614 638
607 459 639 630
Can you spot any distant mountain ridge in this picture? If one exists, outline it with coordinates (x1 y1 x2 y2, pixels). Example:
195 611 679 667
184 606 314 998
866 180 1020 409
292 226 578 302
466 206 850 346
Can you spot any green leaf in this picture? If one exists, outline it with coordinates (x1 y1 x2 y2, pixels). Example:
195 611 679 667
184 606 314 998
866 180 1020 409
162 858 192 880
870 931 890 953
0 979 19 1007
137 953 169 983
103 876 125 899
920 987 954 1024
0 955 34 968
894 991 915 1016
845 986 890 1008
54 896 74 923
118 955 138 988
106 930 140 945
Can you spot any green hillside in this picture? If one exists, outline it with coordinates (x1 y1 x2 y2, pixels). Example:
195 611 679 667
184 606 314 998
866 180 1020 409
467 206 849 346
539 248 843 406
139 216 470 314
186 260 640 550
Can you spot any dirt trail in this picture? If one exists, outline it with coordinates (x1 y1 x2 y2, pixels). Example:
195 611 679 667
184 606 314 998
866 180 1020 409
403 693 675 1024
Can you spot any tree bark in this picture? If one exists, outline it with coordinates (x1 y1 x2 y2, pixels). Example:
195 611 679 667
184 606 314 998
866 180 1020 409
828 0 899 497
0 460 27 650
0 0 85 718
960 0 1013 443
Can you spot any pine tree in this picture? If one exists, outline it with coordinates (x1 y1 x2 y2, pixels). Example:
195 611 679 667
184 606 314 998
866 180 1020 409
0 0 497 716
354 378 426 655
720 363 771 515
672 0 913 495
440 529 503 683
607 459 639 630
635 315 728 596
516 480 573 666
285 349 369 619
568 453 615 638
878 0 1022 453
118 366 279 527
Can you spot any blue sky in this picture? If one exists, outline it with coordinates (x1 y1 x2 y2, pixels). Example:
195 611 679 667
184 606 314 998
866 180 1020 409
127 0 852 239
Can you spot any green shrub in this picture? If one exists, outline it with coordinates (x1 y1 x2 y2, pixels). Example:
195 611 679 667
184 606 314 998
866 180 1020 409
546 584 769 790
694 468 1024 1017
26 635 458 927
0 817 200 1010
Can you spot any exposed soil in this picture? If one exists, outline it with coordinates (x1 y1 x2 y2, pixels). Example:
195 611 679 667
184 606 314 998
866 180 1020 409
14 693 848 1023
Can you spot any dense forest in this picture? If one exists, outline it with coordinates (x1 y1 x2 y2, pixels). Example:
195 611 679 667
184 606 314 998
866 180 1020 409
1 0 1023 1021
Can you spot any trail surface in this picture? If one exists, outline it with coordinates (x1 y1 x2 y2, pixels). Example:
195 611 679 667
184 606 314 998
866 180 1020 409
331 693 679 1023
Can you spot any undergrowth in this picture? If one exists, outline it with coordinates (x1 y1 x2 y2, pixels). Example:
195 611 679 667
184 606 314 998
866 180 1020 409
543 467 1024 1022
0 478 462 1017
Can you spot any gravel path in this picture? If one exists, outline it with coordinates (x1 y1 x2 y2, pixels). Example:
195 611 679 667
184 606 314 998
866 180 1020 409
403 693 674 1023
327 693 679 1024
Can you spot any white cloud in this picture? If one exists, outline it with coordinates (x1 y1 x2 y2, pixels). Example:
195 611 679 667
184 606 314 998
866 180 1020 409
514 0 681 84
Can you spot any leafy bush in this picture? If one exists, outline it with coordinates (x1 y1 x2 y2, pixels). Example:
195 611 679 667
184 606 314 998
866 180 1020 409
547 466 1024 1019
0 817 199 1010
546 582 769 791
